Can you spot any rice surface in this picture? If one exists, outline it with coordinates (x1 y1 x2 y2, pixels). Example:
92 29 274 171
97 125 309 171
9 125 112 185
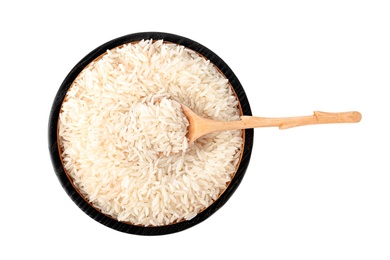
59 40 243 226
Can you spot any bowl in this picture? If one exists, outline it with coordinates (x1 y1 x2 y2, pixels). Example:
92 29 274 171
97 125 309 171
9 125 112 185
48 32 253 235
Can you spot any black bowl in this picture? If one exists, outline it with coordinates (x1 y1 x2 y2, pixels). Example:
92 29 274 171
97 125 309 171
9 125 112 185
48 32 253 235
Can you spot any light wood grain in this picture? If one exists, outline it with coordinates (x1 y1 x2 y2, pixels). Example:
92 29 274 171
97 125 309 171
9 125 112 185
181 104 362 144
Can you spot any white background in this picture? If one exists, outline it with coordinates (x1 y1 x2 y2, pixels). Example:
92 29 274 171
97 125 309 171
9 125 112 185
1 1 389 259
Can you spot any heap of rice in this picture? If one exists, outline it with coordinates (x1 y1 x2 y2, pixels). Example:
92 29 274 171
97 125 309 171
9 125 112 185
59 40 243 226
118 97 189 156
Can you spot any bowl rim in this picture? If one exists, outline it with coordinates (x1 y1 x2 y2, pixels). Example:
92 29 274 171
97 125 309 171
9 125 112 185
48 31 254 235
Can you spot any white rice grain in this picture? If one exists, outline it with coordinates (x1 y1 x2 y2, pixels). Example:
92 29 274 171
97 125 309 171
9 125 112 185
59 40 243 226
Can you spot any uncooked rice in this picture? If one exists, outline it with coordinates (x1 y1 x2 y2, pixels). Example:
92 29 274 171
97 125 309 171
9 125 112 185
59 40 243 226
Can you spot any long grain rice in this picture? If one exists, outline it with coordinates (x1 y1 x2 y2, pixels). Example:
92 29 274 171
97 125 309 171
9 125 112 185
59 40 243 226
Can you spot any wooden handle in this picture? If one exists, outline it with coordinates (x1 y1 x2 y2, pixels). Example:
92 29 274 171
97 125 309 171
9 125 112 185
240 111 362 129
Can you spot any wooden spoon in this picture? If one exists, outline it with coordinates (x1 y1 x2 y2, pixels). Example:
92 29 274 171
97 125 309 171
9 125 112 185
180 104 362 144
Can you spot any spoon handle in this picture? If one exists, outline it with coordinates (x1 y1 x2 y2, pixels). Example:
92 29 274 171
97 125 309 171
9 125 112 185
202 111 362 133
240 111 362 130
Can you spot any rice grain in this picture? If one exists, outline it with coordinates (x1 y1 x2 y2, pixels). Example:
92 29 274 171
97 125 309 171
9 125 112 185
59 40 243 226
